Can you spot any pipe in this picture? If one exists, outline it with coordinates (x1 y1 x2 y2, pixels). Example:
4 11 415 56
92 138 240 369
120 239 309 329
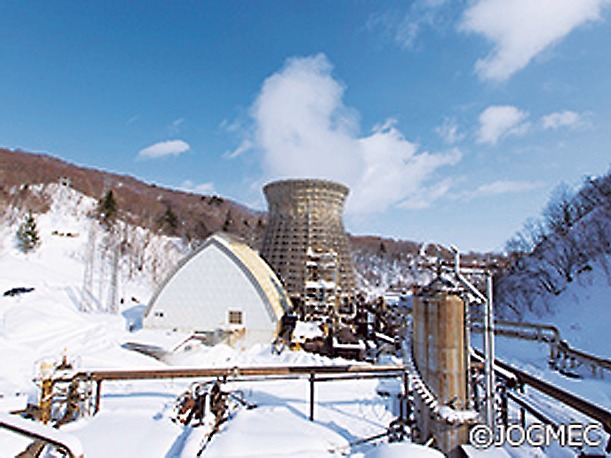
0 412 85 458
309 373 315 421
484 273 496 428
450 246 495 430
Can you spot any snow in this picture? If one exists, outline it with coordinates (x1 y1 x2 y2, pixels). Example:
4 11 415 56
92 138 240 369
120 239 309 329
437 405 479 424
0 411 85 457
292 320 324 341
0 185 406 457
486 254 611 410
363 442 444 457
524 263 610 358
487 336 611 410
1 183 609 457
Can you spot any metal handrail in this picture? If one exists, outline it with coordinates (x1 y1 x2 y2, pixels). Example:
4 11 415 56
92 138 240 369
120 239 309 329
471 349 611 436
0 412 85 458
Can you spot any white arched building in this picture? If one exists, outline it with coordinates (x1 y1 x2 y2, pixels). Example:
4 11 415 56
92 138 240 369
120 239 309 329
143 232 291 349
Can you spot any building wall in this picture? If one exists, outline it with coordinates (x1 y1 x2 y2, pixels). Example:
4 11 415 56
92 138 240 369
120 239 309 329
260 179 356 302
144 234 288 348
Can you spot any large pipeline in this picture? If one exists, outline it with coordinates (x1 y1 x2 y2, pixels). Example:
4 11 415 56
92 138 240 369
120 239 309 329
471 319 611 376
47 363 406 420
54 363 405 382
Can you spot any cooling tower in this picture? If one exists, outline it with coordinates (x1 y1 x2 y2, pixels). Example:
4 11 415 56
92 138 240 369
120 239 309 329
261 179 356 310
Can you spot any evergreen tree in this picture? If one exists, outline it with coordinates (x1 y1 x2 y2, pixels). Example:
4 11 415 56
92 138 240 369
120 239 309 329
16 211 41 253
159 205 179 235
379 242 387 255
97 189 118 228
222 210 233 232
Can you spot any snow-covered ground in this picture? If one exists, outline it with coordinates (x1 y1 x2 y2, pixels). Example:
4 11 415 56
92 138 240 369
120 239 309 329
0 185 609 457
0 187 441 457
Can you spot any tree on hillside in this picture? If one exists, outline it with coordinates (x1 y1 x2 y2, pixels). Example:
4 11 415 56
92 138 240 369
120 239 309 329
498 170 611 318
158 205 179 235
222 210 233 232
378 242 387 256
505 217 547 256
16 210 41 253
543 183 578 236
97 189 118 228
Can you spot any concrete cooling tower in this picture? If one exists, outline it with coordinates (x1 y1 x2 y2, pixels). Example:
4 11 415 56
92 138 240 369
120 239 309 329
260 179 356 319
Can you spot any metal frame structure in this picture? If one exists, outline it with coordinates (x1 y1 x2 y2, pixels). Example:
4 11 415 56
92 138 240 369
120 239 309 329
471 349 611 455
450 246 496 430
42 364 407 421
260 179 356 314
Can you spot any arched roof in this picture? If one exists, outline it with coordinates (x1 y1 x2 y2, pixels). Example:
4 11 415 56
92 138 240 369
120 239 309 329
144 232 291 336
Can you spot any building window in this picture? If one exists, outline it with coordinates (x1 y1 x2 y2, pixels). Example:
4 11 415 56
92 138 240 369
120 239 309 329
228 310 243 325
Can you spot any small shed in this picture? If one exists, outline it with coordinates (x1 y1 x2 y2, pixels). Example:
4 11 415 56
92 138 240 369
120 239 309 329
143 232 291 349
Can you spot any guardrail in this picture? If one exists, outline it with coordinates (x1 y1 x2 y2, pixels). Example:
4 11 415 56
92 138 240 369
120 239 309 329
49 364 407 421
471 348 611 449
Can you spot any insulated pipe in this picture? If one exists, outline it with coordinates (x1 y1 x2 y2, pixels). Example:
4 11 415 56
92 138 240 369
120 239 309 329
463 287 472 410
484 273 496 428
450 246 496 430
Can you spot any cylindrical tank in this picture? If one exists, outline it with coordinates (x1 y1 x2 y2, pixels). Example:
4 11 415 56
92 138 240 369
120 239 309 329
260 179 356 304
413 279 467 455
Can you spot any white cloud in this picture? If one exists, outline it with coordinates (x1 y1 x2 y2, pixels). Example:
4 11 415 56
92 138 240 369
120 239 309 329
137 140 190 159
541 110 586 129
220 118 242 134
435 117 464 144
477 105 530 145
456 180 545 201
168 118 185 135
352 124 461 213
398 178 453 209
180 180 216 195
460 0 610 81
246 53 460 213
369 0 449 49
224 139 253 159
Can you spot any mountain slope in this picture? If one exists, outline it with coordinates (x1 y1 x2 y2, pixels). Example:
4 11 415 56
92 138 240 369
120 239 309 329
1 148 505 293
496 171 610 320
0 148 265 245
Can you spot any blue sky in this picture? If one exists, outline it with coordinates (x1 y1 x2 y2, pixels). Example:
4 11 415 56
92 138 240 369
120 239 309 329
1 1 610 252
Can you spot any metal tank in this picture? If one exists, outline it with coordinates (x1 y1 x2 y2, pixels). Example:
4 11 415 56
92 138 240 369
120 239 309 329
413 279 468 455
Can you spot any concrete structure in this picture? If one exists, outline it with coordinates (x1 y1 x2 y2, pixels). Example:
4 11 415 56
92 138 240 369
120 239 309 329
144 232 291 349
260 179 356 319
413 279 468 455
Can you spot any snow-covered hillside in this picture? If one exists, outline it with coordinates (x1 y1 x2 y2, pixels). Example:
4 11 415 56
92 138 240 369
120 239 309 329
0 184 180 397
523 258 610 358
497 172 610 322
